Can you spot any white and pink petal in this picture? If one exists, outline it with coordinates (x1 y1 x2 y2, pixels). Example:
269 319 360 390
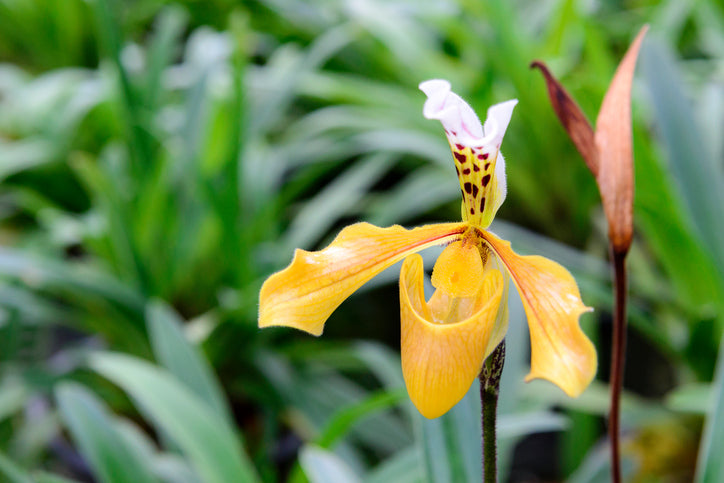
420 79 518 228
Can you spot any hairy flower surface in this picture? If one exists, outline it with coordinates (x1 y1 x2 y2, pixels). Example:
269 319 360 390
259 80 596 418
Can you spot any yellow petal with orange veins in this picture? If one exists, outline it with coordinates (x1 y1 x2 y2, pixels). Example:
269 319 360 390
400 254 504 419
480 230 597 397
259 222 467 336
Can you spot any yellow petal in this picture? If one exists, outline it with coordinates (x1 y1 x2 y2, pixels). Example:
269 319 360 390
430 240 484 297
482 254 511 352
259 222 467 336
400 254 504 419
480 230 596 397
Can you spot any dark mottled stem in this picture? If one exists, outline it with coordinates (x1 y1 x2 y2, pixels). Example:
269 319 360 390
480 341 505 483
609 249 627 483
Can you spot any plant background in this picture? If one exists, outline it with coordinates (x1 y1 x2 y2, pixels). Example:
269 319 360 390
1 0 723 481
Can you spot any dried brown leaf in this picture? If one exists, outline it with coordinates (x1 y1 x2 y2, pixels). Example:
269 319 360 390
530 60 598 176
595 25 648 254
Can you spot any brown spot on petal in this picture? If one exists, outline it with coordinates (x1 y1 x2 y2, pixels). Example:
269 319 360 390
480 197 486 212
482 174 491 187
463 168 471 175
472 185 479 198
455 143 464 150
473 164 480 172
454 152 467 163
464 182 472 194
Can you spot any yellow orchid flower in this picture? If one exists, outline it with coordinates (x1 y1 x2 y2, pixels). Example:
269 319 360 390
259 79 597 419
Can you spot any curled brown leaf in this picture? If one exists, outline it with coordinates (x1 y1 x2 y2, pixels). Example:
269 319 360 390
532 26 648 254
530 61 598 176
595 26 648 254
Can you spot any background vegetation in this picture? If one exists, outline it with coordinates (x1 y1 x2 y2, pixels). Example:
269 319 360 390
1 0 723 481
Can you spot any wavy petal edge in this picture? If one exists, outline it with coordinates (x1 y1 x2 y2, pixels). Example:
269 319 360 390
480 230 597 397
259 222 467 336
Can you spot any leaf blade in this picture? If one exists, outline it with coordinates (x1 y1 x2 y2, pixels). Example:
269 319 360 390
55 383 159 483
90 352 260 483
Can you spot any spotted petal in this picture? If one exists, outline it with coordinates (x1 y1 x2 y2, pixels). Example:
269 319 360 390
259 222 467 336
480 230 597 396
400 254 505 419
419 79 517 228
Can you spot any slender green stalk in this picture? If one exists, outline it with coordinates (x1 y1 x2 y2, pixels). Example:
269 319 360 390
480 341 506 483
609 249 628 483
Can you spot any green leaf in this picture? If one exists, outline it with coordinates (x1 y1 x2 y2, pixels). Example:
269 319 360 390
640 40 724 278
143 6 188 110
0 139 57 182
0 376 28 421
34 473 83 483
567 444 635 483
315 389 407 448
256 351 411 454
521 380 667 427
55 382 159 483
146 300 232 424
285 153 393 250
665 383 712 414
366 166 458 226
300 445 361 483
418 381 481 483
0 450 33 483
89 352 260 483
351 342 406 392
696 335 724 482
364 447 424 483
497 411 568 439
0 248 144 314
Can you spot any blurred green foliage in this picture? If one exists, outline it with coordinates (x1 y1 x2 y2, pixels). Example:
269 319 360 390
1 0 723 481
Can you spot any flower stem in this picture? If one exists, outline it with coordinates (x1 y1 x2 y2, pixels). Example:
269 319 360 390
609 248 628 483
480 341 505 483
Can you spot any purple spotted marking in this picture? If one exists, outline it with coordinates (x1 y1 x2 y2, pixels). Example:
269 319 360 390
454 152 467 163
462 168 471 175
455 143 464 150
472 185 479 198
464 182 472 194
482 174 491 187
473 164 480 172
480 197 486 212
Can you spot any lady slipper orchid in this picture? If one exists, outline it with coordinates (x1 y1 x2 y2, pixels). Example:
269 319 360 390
259 79 596 419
